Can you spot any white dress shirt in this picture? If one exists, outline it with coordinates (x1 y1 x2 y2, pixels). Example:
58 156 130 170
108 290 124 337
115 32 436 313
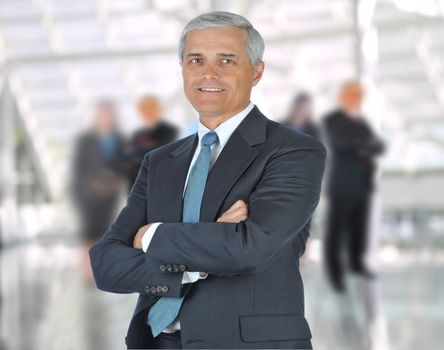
141 101 255 333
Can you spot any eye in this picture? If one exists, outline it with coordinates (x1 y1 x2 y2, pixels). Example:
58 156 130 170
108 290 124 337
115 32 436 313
222 58 234 64
190 58 203 64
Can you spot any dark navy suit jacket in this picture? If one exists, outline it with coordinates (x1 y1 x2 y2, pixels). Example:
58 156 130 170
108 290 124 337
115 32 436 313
89 106 326 349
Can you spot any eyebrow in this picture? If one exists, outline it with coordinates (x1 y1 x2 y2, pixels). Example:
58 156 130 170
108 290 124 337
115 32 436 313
217 53 239 58
185 52 240 58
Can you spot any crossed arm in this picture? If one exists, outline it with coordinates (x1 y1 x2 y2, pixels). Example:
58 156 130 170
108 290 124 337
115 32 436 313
89 140 326 295
324 118 385 157
132 199 249 249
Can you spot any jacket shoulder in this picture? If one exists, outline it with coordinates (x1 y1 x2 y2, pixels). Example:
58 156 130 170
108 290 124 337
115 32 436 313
142 133 195 162
266 119 326 157
323 109 343 125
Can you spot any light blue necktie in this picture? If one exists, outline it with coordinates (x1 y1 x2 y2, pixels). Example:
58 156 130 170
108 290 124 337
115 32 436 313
147 131 219 337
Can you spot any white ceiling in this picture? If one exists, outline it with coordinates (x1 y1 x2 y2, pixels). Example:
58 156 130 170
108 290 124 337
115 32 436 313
0 0 444 174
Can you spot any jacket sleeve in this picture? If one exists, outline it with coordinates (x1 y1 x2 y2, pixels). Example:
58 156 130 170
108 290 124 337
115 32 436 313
324 117 384 157
145 139 327 276
88 153 184 297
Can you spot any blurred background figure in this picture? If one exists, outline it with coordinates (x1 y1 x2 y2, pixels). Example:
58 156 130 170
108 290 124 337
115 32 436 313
284 92 320 139
323 81 385 292
1 1 444 349
282 91 321 257
126 95 178 187
71 100 126 283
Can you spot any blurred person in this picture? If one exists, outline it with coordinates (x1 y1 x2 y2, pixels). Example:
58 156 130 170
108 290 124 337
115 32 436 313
127 95 178 187
283 92 321 258
89 11 326 349
322 81 385 292
71 100 126 283
284 92 320 139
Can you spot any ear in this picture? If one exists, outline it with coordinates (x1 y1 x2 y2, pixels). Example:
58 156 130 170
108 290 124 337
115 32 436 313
252 61 265 87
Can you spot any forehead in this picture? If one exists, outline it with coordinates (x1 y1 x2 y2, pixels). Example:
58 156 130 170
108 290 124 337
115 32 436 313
183 27 247 55
342 85 363 95
139 98 159 107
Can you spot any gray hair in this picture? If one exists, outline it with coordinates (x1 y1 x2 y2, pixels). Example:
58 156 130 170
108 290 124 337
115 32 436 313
178 11 265 66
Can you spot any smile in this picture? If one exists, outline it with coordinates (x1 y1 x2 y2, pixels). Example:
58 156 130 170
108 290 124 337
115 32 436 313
198 87 226 92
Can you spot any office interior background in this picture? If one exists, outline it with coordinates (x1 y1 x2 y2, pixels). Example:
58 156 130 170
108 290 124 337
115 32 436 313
0 0 443 349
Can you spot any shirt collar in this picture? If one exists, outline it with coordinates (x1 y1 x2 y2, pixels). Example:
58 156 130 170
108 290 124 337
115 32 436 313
197 101 255 148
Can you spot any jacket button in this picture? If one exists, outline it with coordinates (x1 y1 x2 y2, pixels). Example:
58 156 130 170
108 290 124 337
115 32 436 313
173 264 179 272
160 264 167 272
145 286 151 294
156 285 163 293
150 286 157 294
166 264 173 272
161 285 169 293
179 264 186 272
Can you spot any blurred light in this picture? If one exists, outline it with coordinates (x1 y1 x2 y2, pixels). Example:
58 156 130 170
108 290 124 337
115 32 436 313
152 0 183 11
359 0 377 27
394 0 442 17
328 0 351 23
379 244 399 264
307 239 322 262
361 27 379 65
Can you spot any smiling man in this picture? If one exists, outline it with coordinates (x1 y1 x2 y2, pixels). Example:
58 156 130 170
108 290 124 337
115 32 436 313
89 12 326 349
182 25 263 126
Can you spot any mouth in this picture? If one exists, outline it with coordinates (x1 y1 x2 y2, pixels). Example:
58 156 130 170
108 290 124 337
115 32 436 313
197 87 226 93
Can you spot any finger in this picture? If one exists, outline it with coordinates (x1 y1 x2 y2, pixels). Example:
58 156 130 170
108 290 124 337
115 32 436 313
217 217 234 223
224 200 247 215
234 199 247 208
218 201 248 219
220 207 246 219
217 213 247 223
222 209 242 220
217 211 237 222
137 225 149 236
229 200 245 211
218 210 248 223
232 206 249 216
234 213 248 221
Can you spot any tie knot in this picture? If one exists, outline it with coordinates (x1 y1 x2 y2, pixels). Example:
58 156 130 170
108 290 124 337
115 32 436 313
201 131 219 147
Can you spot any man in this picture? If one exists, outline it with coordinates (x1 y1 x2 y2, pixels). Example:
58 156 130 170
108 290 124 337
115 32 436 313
127 95 178 187
323 81 385 292
90 12 326 349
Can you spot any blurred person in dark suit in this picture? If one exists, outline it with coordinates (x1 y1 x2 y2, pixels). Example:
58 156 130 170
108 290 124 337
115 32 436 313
127 96 178 187
89 11 326 349
284 92 320 140
71 100 126 282
322 81 385 292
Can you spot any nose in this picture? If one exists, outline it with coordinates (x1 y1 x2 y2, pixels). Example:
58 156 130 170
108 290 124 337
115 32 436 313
201 62 219 80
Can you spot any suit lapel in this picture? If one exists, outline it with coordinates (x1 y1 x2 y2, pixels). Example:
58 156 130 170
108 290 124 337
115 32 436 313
200 106 268 221
153 106 268 223
152 134 197 222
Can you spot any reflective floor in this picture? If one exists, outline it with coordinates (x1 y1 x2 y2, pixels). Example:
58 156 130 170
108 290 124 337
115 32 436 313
0 241 443 350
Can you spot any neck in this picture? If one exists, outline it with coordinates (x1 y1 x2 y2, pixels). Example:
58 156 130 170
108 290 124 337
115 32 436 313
343 108 360 118
96 128 113 136
143 118 161 128
199 102 250 130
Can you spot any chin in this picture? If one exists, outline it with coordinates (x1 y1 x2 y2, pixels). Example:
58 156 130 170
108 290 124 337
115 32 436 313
196 108 224 117
193 102 225 116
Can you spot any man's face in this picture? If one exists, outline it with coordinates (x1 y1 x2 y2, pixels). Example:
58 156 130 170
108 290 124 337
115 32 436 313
138 98 162 126
340 84 364 115
181 27 264 119
96 106 116 134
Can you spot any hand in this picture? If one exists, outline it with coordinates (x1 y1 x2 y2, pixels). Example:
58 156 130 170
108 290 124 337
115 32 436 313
217 200 249 223
133 224 151 249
